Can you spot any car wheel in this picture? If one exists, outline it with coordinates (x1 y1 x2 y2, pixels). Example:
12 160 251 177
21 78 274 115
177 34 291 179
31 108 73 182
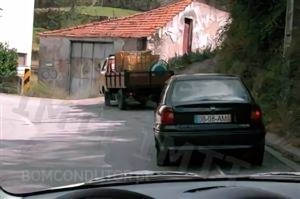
246 141 265 167
139 100 147 107
155 138 158 150
251 144 265 166
156 147 170 167
104 92 111 106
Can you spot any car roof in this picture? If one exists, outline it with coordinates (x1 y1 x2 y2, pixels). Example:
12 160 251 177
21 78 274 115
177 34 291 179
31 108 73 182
170 73 240 81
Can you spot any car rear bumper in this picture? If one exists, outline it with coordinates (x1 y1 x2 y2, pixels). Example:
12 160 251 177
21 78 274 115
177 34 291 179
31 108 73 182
154 129 265 151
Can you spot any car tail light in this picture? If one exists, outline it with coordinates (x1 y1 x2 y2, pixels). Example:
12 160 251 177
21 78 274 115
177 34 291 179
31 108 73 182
251 106 262 121
159 106 174 125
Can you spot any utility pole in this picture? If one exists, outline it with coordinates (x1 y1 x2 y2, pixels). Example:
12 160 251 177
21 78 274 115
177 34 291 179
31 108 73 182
292 0 300 128
284 0 299 55
290 0 299 99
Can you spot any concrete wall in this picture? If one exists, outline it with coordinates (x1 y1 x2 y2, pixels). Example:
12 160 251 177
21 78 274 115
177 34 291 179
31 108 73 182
39 37 71 91
0 0 35 66
147 1 229 61
38 36 141 97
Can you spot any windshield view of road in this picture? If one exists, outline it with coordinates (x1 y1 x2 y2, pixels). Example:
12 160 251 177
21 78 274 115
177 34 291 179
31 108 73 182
0 94 298 193
0 0 299 196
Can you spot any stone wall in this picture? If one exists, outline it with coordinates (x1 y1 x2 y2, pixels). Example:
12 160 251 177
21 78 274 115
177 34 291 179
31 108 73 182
0 76 22 94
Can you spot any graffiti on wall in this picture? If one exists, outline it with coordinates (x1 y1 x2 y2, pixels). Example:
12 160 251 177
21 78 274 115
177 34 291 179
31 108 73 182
40 66 58 80
38 59 68 89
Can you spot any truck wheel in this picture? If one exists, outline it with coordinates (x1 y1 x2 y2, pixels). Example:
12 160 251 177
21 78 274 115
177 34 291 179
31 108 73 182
139 100 147 107
117 89 127 110
104 92 111 106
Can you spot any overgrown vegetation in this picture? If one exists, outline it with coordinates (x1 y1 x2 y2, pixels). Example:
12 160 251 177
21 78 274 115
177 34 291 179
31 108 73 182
169 49 216 69
0 43 18 77
215 0 299 142
34 7 137 30
29 81 70 99
35 0 163 11
0 42 20 94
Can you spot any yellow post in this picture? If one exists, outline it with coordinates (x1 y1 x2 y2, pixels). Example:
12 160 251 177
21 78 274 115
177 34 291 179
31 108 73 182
23 69 31 94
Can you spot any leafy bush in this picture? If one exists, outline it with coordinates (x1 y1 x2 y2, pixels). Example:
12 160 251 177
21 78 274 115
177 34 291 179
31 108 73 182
215 0 299 139
169 48 215 69
0 42 18 77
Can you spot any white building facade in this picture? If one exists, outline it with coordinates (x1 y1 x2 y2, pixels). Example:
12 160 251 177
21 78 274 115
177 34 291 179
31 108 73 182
0 0 35 66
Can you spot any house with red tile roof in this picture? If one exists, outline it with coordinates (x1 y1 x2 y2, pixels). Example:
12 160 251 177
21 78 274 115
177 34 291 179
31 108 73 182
38 0 229 99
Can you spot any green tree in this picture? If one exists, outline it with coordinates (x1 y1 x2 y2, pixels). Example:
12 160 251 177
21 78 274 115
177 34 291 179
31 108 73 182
0 43 18 77
215 0 300 139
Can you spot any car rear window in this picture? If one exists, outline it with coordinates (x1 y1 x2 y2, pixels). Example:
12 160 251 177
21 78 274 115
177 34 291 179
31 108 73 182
170 78 249 103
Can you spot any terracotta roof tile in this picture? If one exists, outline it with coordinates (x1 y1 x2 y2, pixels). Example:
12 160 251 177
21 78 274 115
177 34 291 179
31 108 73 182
38 0 193 38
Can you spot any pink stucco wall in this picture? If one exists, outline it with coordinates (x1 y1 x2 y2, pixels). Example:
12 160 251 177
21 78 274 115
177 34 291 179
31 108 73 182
147 1 229 61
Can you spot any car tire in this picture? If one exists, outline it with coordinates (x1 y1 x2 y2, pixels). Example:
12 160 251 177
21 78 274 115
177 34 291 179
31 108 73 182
139 100 147 107
251 144 265 167
117 89 127 110
156 147 170 167
104 92 111 106
246 141 265 167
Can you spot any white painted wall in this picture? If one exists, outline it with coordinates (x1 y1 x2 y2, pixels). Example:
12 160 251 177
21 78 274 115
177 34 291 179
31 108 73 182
148 1 229 61
0 0 35 66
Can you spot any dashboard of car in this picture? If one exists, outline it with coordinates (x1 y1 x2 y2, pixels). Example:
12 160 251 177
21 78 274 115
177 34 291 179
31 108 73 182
1 180 299 199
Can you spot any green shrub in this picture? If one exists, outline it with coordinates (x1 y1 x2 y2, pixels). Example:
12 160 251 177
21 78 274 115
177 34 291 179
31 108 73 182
29 81 69 99
0 42 18 77
169 48 215 69
215 0 298 138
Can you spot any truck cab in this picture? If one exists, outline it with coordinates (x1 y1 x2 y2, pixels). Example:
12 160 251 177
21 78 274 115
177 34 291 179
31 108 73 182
99 55 116 94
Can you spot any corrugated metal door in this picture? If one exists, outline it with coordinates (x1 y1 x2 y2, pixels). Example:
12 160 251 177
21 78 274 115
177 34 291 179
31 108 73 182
70 42 114 99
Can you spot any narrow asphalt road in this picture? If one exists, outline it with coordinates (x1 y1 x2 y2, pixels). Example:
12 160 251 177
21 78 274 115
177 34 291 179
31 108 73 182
0 94 296 193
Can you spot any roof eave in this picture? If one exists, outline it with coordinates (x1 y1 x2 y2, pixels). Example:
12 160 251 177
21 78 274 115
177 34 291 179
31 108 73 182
38 34 151 39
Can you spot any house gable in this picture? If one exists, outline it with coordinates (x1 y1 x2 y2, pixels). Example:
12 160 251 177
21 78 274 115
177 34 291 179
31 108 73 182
147 0 229 60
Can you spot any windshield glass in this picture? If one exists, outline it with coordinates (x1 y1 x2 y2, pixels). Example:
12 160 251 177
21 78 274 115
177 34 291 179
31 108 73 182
171 79 249 102
0 0 298 195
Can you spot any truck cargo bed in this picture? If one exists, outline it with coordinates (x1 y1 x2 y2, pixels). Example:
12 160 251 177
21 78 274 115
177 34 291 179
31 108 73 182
105 71 174 89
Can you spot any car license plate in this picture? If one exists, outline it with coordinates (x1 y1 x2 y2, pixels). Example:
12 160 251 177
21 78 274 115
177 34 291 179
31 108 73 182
194 114 231 123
